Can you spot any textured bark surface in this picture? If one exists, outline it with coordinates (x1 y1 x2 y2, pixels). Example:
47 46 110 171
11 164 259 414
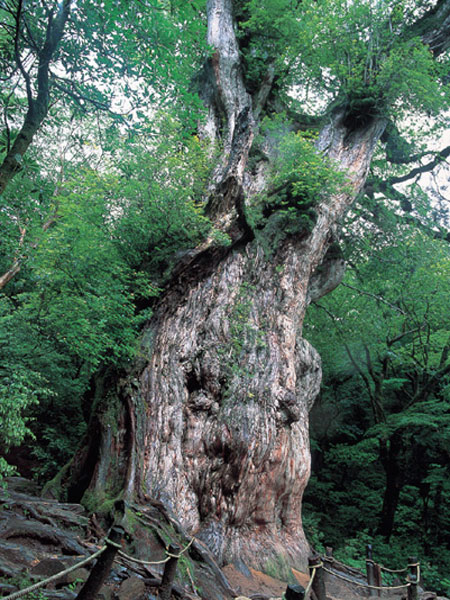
125 112 385 572
59 0 391 575
61 115 386 575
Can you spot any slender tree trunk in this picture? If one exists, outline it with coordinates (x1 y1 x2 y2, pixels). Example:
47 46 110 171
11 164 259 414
377 434 403 540
0 0 71 195
57 0 388 573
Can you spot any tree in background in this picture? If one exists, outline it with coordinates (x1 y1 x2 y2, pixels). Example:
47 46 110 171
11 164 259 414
303 224 450 591
0 0 207 476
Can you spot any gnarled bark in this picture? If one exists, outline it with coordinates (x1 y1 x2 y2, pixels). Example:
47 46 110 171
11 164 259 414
57 0 450 576
61 116 385 575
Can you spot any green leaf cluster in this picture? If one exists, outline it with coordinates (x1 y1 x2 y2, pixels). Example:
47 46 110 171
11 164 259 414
247 117 348 254
237 0 450 122
0 114 213 480
304 226 450 593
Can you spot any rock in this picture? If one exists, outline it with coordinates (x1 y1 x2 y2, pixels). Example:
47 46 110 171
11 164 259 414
65 567 89 584
60 567 89 589
31 558 67 578
0 541 36 577
4 477 40 496
117 575 146 600
44 590 77 600
97 584 113 600
0 518 86 555
0 583 19 595
109 564 128 582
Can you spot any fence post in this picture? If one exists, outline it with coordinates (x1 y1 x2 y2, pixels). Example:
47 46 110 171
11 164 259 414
285 584 305 599
308 555 326 600
374 561 382 598
366 544 377 597
159 544 180 600
76 525 124 600
407 556 419 600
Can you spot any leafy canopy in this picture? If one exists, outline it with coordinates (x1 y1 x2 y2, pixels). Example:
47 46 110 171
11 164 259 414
0 113 213 481
238 0 450 119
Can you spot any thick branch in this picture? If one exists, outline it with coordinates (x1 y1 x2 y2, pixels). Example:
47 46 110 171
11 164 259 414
341 282 405 314
381 121 438 166
387 146 450 186
0 224 26 290
362 179 450 243
344 342 374 400
14 0 33 105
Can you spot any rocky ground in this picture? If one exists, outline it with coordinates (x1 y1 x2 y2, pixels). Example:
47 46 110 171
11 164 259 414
0 478 447 600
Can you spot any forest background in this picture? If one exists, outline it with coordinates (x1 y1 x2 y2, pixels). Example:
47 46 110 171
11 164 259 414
1 0 450 594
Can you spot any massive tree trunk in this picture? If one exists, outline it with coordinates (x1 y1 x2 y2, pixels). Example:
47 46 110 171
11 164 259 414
57 0 394 574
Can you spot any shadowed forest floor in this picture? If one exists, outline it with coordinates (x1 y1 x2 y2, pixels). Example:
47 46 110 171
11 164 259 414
0 478 445 600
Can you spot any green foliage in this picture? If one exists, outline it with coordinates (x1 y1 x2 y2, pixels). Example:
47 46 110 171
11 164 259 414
0 0 210 482
238 0 450 121
247 117 348 255
113 117 213 282
235 0 304 94
305 0 449 117
304 225 450 593
2 574 46 600
0 113 214 480
1 0 206 134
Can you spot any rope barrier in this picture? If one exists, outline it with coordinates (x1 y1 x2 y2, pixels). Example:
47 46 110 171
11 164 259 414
117 537 195 567
1 530 196 600
1 546 107 600
1 520 421 600
366 558 408 574
118 550 171 566
104 537 122 550
322 566 411 591
167 538 195 558
304 566 316 597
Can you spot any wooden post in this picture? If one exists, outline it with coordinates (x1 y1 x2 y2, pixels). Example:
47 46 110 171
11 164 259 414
366 544 377 597
407 556 419 600
309 555 326 600
76 526 124 600
285 584 305 599
374 562 382 598
159 544 180 600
